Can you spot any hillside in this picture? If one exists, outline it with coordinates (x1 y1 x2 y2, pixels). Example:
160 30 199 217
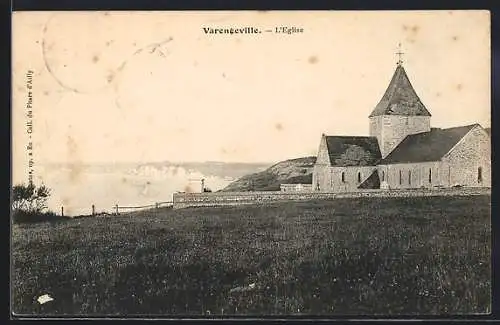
220 156 316 192
12 195 491 315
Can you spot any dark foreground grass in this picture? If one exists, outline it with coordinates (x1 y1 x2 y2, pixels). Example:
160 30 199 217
12 195 491 316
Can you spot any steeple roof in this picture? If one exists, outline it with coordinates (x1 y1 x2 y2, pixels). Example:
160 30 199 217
369 64 431 117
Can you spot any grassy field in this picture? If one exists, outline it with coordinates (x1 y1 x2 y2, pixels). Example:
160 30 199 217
12 195 491 316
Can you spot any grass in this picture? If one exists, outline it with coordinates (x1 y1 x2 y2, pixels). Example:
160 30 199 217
221 156 316 192
11 195 491 316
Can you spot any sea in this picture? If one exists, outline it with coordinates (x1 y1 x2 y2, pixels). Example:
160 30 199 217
35 161 270 216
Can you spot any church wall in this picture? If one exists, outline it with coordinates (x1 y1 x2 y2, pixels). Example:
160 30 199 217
311 165 329 192
313 166 377 192
312 135 331 191
442 126 491 187
377 162 442 189
369 117 382 142
313 126 490 191
312 164 330 191
370 115 431 158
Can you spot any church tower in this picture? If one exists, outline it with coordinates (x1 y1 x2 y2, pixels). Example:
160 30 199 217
369 47 431 158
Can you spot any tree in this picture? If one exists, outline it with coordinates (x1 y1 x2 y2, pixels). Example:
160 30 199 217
12 183 51 214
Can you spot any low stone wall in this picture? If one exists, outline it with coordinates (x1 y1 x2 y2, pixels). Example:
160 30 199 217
172 187 491 209
280 183 313 192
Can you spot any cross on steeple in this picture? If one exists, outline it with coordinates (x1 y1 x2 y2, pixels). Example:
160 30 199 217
396 42 404 66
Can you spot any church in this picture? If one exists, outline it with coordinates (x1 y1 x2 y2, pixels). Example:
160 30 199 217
311 58 491 192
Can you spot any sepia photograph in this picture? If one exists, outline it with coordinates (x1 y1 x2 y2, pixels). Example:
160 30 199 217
11 10 491 317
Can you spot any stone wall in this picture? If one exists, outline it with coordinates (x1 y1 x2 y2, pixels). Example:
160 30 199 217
442 125 491 187
312 135 330 191
313 166 377 192
377 161 441 189
280 184 313 192
369 116 382 145
313 164 378 192
370 115 431 158
312 164 329 191
172 187 490 209
313 127 491 191
375 126 491 189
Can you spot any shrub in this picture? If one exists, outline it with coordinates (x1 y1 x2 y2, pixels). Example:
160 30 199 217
11 183 63 223
12 183 50 213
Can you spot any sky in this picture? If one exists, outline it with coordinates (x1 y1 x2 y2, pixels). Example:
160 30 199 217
12 10 490 184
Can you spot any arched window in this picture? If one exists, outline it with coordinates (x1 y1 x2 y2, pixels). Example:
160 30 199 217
341 172 345 183
381 170 385 181
357 172 362 183
428 168 432 183
408 170 412 185
478 167 483 183
399 170 402 185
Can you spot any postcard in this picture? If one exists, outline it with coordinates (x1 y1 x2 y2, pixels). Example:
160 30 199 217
11 10 491 317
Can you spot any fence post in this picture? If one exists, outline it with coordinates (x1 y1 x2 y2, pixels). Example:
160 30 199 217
115 204 119 215
61 206 64 217
92 204 95 216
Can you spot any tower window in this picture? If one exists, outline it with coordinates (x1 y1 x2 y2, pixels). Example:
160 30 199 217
357 172 362 183
408 170 412 185
478 167 483 183
428 168 432 183
381 170 385 181
399 170 402 185
341 172 345 183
